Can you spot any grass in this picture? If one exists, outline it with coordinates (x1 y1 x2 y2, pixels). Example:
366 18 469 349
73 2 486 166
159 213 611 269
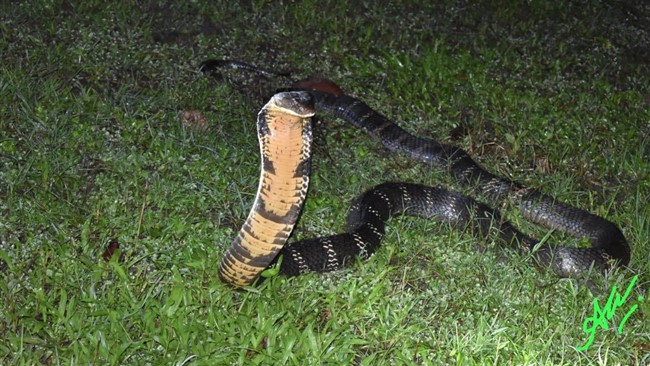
1 0 649 365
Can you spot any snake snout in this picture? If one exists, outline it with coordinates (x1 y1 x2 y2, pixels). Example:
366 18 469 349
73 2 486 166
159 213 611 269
272 91 315 117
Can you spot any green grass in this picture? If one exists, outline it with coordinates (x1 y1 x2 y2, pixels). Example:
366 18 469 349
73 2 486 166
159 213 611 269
1 1 649 365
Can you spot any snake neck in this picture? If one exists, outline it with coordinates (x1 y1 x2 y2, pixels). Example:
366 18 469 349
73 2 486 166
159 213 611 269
218 92 315 286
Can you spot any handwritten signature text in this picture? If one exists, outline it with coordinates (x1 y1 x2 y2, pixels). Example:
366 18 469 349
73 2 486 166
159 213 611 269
577 274 641 351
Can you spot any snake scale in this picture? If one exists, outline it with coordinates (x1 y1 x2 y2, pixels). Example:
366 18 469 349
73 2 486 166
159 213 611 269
202 60 631 287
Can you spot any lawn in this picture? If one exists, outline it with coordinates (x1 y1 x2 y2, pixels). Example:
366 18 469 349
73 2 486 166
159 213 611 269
1 1 648 365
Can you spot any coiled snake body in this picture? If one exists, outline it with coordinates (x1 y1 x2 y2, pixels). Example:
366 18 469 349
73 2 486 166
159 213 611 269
211 69 630 287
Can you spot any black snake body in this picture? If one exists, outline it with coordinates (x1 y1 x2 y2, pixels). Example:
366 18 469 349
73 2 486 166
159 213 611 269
275 181 536 277
204 61 631 286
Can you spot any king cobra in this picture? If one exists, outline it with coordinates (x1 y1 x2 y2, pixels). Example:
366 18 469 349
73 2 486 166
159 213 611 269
207 62 631 287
